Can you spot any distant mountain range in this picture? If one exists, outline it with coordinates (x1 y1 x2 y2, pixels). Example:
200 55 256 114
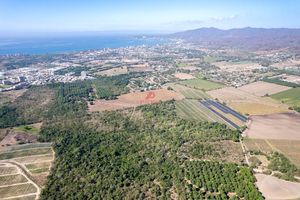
170 27 300 50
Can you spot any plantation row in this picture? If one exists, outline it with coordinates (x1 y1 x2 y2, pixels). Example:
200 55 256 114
183 161 263 199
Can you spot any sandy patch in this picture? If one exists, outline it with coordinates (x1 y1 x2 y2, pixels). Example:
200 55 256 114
244 113 300 140
255 174 300 200
238 81 291 97
89 89 184 112
174 73 195 80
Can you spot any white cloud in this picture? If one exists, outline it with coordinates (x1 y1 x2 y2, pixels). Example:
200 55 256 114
211 15 238 22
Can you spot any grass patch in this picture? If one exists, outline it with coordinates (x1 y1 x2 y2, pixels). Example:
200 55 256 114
30 167 49 174
14 125 40 134
179 78 224 91
271 88 300 108
169 84 209 99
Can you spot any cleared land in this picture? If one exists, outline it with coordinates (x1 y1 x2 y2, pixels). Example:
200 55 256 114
244 113 300 140
207 87 289 115
176 99 246 129
179 78 224 91
175 99 223 122
0 183 37 199
174 73 195 80
238 81 291 97
271 88 300 108
212 61 262 72
0 143 54 199
167 83 209 99
244 138 300 166
89 89 184 112
255 174 300 200
96 66 128 76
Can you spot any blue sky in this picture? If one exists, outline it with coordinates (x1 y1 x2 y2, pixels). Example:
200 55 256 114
0 0 300 35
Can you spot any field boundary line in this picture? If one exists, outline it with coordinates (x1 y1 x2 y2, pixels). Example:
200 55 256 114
2 193 36 200
0 147 52 154
0 181 30 188
6 161 40 199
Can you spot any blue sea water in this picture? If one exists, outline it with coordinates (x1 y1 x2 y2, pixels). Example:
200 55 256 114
0 36 166 55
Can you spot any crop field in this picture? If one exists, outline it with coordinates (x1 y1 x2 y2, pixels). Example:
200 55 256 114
89 88 184 112
244 113 300 140
271 88 300 108
200 99 247 129
207 87 289 115
182 161 263 199
176 99 246 129
244 138 300 166
179 78 224 91
175 99 223 122
0 143 54 199
0 174 28 186
0 183 37 199
168 83 209 99
238 81 291 97
0 147 52 160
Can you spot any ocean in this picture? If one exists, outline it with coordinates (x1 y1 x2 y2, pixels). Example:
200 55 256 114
0 36 166 55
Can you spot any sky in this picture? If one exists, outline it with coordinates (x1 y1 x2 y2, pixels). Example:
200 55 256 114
0 0 300 36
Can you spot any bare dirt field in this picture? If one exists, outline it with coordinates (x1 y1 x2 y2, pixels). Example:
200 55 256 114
1 89 27 102
238 81 291 97
272 59 300 68
212 61 262 72
282 75 300 84
96 66 128 76
244 113 300 140
174 73 195 80
128 64 153 72
89 89 184 112
255 174 300 200
207 87 289 115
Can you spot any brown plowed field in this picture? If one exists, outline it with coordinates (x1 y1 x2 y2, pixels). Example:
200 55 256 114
89 89 184 112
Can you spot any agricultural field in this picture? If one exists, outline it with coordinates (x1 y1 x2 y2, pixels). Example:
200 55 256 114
238 81 291 97
175 99 222 122
174 72 195 80
0 143 54 199
244 138 300 167
176 99 246 129
167 83 209 99
207 87 289 115
255 174 300 200
95 66 128 76
179 78 224 91
89 88 184 112
212 61 262 72
182 161 263 199
244 113 300 140
271 87 300 108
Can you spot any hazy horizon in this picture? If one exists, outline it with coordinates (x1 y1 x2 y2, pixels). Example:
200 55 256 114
1 0 300 37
